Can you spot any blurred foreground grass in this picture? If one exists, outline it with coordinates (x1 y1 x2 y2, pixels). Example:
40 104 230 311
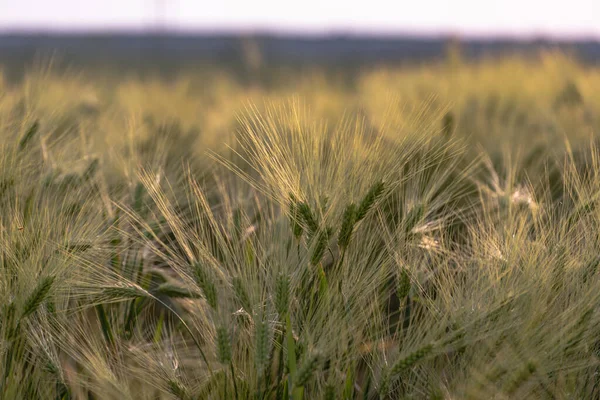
2 51 600 399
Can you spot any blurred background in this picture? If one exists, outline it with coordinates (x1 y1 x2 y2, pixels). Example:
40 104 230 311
1 0 599 81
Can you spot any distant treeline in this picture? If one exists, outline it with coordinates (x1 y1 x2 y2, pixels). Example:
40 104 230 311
1 33 599 80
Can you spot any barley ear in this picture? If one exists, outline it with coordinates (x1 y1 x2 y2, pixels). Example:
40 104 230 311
356 181 385 221
396 268 411 299
233 277 252 313
390 343 434 377
133 182 146 215
378 367 390 399
298 202 319 238
289 194 303 239
192 262 218 310
324 384 336 400
275 273 290 317
153 283 200 299
82 158 100 181
404 203 425 234
19 120 39 151
2 302 17 340
101 285 148 301
167 379 188 400
442 111 455 138
255 317 271 376
319 195 330 213
311 227 332 266
504 361 536 395
21 276 55 319
564 308 593 355
338 203 357 251
294 352 321 388
216 326 232 364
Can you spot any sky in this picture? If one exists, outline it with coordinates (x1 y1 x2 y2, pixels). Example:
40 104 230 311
0 0 599 38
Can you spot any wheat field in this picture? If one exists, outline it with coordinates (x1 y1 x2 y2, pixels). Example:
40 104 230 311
2 51 600 399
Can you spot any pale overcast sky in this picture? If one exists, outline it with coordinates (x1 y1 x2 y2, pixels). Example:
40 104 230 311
0 0 598 38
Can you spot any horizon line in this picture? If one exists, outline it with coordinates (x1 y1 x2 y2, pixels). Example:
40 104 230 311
1 26 599 42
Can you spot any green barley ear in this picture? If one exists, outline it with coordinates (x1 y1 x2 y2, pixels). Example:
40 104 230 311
442 111 455 138
167 379 188 400
504 361 536 395
390 343 434 377
362 372 373 400
64 242 93 253
82 158 99 181
233 277 252 312
289 194 304 239
197 371 227 398
484 366 507 386
232 207 243 239
324 384 336 400
255 317 271 376
2 302 16 340
44 359 70 398
311 227 332 266
45 300 56 314
192 262 218 310
153 283 200 299
21 276 55 319
57 173 81 191
404 203 425 234
378 367 390 399
320 195 330 213
298 202 319 238
582 255 600 283
101 285 148 301
44 359 59 375
294 352 321 388
396 268 411 299
566 199 596 231
95 304 115 347
275 273 290 316
343 366 355 399
356 181 385 221
554 81 583 109
338 203 357 251
133 182 146 215
216 326 232 364
18 120 39 151
0 177 15 196
564 308 593 356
